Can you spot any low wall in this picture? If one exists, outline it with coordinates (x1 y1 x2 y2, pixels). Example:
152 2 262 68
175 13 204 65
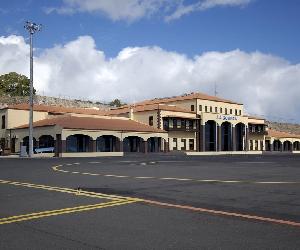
61 152 124 157
186 151 263 156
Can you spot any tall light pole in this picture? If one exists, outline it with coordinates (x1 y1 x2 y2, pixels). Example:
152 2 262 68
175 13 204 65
24 21 41 157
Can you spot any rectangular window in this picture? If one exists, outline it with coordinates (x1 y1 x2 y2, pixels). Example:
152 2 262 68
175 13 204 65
149 116 153 126
239 110 242 116
181 119 185 128
235 109 237 116
225 108 228 115
173 119 177 128
163 119 169 130
189 139 194 151
169 119 173 128
215 107 218 113
191 105 195 111
199 105 202 111
181 139 186 150
177 119 181 128
210 106 212 112
1 115 5 129
173 138 177 150
205 106 208 112
220 108 223 113
230 109 232 115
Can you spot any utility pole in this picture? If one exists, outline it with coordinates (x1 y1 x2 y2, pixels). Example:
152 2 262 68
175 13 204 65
24 21 41 157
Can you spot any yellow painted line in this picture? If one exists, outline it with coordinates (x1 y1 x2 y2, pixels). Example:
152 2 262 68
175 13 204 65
0 179 139 202
52 165 300 185
0 200 137 225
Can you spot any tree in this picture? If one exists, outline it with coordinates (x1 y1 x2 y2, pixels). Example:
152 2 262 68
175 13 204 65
0 72 36 97
109 99 126 107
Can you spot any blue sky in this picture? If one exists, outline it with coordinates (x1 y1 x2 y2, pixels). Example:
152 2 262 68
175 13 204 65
1 0 300 62
0 0 300 122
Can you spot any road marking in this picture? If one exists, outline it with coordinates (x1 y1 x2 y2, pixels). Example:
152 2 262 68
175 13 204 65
0 200 135 225
0 179 141 225
52 164 300 185
142 199 300 228
0 179 141 202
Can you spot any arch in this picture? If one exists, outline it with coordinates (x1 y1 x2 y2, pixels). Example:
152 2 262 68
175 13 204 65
273 140 282 151
22 136 37 153
147 137 163 153
283 140 292 151
38 135 54 148
293 141 300 151
235 123 245 151
123 136 143 152
66 134 92 152
96 135 119 152
221 122 232 151
205 120 217 151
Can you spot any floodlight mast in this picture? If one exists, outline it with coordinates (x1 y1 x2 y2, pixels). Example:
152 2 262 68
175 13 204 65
24 21 41 157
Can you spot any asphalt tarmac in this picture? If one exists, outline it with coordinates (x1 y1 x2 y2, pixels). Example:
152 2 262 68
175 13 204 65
0 154 299 249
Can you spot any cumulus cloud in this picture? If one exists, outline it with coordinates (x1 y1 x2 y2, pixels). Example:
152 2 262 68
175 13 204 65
0 35 299 122
46 0 253 22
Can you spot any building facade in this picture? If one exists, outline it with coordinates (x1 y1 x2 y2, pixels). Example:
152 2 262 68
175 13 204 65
1 92 299 156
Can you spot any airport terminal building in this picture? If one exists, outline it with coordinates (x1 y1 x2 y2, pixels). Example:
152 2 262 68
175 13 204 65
0 92 299 156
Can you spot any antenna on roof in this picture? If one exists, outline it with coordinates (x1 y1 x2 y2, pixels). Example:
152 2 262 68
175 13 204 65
214 83 218 97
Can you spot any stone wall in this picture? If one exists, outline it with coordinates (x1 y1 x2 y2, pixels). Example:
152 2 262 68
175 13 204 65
0 95 110 110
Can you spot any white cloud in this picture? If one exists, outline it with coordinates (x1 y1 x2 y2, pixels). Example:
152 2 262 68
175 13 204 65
46 0 253 22
46 0 172 22
0 35 300 122
165 0 253 21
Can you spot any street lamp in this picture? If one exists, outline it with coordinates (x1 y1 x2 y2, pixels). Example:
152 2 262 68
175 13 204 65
24 21 41 157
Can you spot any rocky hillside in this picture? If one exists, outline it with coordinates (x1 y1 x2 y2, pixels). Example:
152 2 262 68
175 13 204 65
0 95 110 110
267 121 300 135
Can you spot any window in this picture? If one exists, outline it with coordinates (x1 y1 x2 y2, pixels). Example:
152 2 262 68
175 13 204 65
235 109 237 116
173 138 178 150
191 105 195 111
225 108 228 115
199 105 202 111
163 119 169 130
189 139 194 151
181 119 185 128
177 119 181 128
205 106 208 112
149 116 153 126
220 108 223 113
169 119 173 128
230 109 232 115
1 115 5 129
173 119 177 128
210 106 212 112
239 110 242 116
181 139 186 150
215 107 218 113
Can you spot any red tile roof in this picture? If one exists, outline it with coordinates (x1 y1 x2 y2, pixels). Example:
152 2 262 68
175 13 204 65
107 103 195 115
120 92 242 108
267 129 300 139
14 115 166 133
5 103 107 116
